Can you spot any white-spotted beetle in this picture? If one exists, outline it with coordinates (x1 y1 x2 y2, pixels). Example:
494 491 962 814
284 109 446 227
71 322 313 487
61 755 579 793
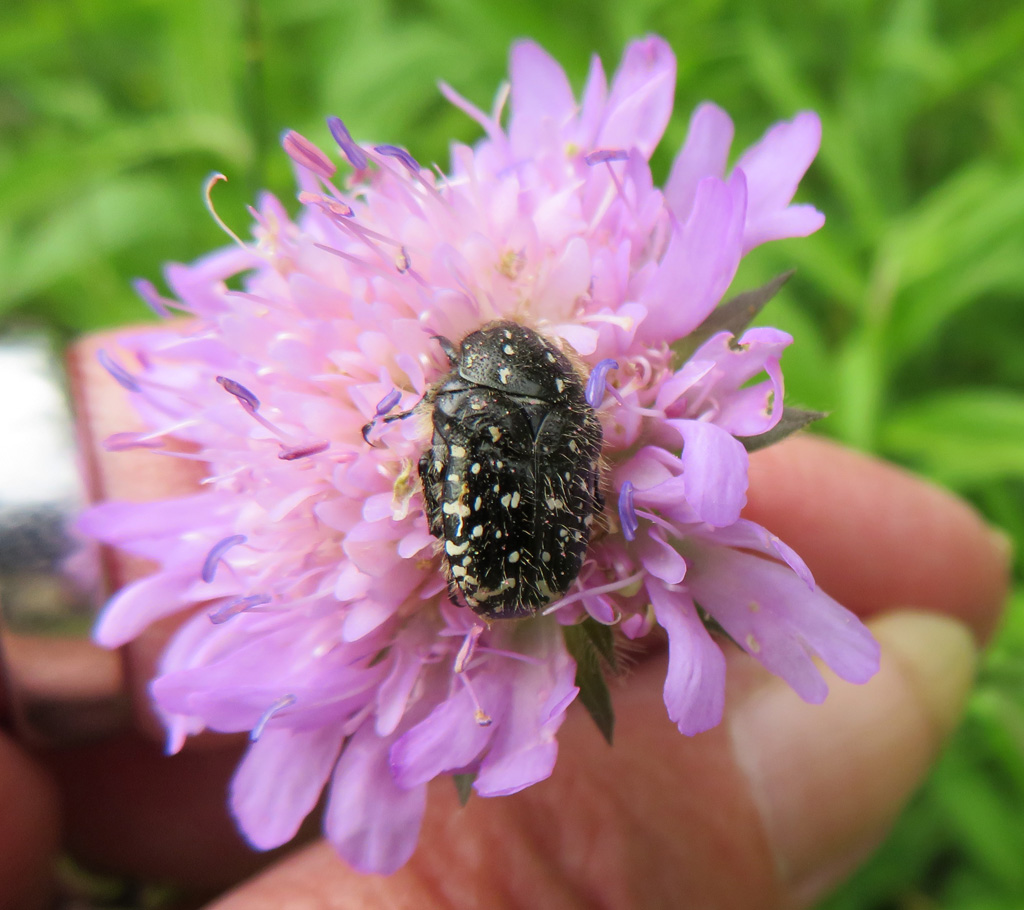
411 321 604 619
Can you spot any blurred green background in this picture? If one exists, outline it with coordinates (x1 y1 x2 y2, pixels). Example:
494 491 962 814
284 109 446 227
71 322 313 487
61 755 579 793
2 0 1023 906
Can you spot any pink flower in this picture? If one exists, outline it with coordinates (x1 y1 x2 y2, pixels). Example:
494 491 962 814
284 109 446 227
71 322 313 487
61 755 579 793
79 36 878 874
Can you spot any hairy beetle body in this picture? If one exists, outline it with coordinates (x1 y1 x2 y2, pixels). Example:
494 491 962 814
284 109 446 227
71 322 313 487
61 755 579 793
419 321 603 619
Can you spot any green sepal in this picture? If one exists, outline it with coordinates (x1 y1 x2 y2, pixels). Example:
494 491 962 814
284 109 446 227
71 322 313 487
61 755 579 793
563 619 615 745
453 772 476 807
579 615 618 672
697 604 742 650
740 407 826 453
681 270 795 357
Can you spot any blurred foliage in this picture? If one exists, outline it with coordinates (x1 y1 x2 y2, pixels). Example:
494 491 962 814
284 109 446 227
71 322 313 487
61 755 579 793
2 0 1022 906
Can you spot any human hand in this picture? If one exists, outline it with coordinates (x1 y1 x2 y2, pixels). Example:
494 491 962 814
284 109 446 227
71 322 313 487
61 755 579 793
0 337 1009 910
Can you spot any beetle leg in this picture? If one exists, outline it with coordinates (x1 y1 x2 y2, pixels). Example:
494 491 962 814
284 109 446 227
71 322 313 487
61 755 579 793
360 404 418 447
430 335 459 366
418 447 445 537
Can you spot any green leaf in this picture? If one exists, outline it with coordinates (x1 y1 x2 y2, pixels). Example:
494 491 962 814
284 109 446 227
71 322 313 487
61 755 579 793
882 390 1024 486
686 270 795 352
578 615 618 672
741 407 826 453
452 772 476 807
563 621 615 745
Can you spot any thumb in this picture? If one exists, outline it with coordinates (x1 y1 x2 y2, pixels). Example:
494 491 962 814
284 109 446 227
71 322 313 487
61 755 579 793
732 609 977 907
201 610 977 910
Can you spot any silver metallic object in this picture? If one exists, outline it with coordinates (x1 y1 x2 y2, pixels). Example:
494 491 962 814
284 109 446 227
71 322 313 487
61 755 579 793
0 329 128 745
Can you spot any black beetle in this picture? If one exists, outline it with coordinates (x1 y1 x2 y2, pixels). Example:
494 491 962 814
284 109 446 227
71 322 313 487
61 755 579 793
412 321 603 619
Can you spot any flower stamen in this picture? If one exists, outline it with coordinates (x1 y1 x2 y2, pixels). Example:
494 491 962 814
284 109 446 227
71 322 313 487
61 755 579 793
454 624 484 674
216 376 259 412
584 148 629 165
585 358 618 408
251 694 297 741
97 349 141 393
201 534 248 583
327 116 368 170
278 440 330 461
543 570 646 614
203 173 251 253
102 431 167 451
208 594 273 624
282 130 337 180
618 482 639 541
132 278 183 317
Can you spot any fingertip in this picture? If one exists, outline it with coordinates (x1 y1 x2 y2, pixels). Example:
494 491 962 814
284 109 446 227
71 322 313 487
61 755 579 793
745 436 1011 641
730 609 977 907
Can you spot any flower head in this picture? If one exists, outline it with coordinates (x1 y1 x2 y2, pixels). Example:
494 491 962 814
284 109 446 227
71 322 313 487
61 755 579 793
80 36 878 874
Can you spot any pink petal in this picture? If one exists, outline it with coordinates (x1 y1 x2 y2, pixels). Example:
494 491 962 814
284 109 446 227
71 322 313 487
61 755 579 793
690 326 792 436
698 518 814 588
342 598 396 641
577 52 608 141
734 112 824 251
375 629 431 737
649 582 726 735
636 173 747 344
687 544 880 702
230 724 345 850
389 686 494 788
743 202 825 252
324 726 427 875
509 40 577 146
597 36 677 158
636 527 688 584
93 569 198 647
736 111 821 216
664 102 734 220
474 627 577 797
534 237 592 322
76 493 231 547
668 419 749 527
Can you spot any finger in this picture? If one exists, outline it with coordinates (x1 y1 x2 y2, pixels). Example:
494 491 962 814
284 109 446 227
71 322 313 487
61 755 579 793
68 332 209 741
202 609 977 910
0 733 60 910
39 732 301 892
745 435 1010 641
732 610 976 906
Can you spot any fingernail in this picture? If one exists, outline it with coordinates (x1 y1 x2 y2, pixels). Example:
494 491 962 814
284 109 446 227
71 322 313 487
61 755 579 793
872 611 977 740
987 526 1014 571
730 610 976 906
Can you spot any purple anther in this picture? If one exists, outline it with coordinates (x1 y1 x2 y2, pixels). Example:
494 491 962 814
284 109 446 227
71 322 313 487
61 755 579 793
281 130 337 180
132 278 171 318
375 387 402 417
216 376 260 412
618 481 639 542
251 693 297 741
374 144 420 172
201 534 247 583
208 594 272 624
96 349 141 393
278 440 330 461
584 148 629 165
585 358 618 409
327 116 368 170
